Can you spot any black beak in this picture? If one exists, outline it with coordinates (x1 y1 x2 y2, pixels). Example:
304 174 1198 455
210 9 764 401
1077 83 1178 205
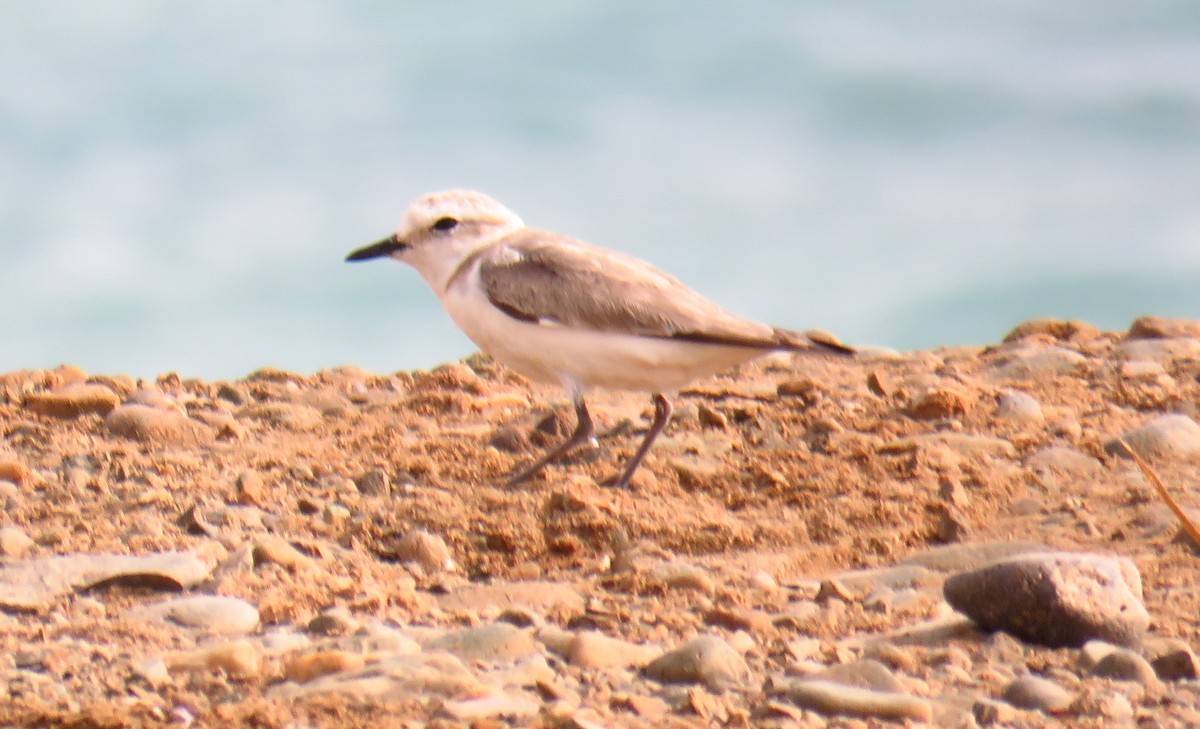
345 234 406 262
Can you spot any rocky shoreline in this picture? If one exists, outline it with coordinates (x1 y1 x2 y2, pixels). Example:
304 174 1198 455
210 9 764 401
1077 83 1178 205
3 315 1200 727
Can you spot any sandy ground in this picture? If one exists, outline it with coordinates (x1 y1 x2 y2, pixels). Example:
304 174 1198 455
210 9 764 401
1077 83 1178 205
2 316 1200 727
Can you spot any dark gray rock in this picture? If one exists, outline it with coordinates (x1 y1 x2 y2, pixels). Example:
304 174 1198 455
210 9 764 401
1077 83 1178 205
943 551 1148 648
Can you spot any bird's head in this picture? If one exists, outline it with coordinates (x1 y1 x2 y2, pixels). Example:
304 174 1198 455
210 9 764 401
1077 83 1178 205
346 189 524 291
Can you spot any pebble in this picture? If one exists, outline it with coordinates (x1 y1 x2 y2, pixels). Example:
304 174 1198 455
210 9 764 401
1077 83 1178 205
163 639 261 678
773 679 933 723
1146 638 1200 681
0 551 211 610
814 659 904 692
0 525 35 557
994 389 1043 422
943 551 1149 648
105 404 211 444
237 402 324 430
392 529 455 573
900 541 1046 572
269 652 481 700
1025 446 1105 478
562 630 660 669
354 468 391 496
425 622 537 662
437 689 541 722
1128 315 1200 340
988 346 1086 380
1109 414 1200 459
130 595 260 636
436 580 584 615
878 432 1016 459
24 383 120 418
643 634 749 691
1001 674 1074 713
1090 648 1159 686
284 651 366 683
252 536 316 570
1114 337 1200 363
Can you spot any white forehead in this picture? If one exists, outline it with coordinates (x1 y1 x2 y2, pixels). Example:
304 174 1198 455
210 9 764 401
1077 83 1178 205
404 189 524 229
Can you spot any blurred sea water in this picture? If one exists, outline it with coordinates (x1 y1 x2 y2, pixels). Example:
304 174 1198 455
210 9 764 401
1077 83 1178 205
3 2 1199 379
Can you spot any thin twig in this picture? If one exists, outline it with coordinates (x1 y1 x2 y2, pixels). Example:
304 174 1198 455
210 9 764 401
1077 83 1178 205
1117 438 1200 548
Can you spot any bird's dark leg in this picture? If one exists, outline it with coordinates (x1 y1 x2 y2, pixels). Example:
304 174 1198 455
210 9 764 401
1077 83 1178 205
609 393 673 489
507 397 595 485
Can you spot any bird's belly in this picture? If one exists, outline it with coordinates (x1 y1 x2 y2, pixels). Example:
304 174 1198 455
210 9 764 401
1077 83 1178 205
441 287 764 392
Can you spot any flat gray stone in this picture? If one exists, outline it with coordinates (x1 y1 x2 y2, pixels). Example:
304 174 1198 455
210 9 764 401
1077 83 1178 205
944 551 1148 648
0 551 211 610
995 390 1043 422
425 622 537 662
988 346 1085 381
1108 414 1200 459
773 679 932 723
436 580 584 615
130 595 260 636
268 652 481 700
1091 648 1159 686
644 634 749 691
1025 447 1105 478
900 541 1047 572
1002 675 1073 713
105 405 212 444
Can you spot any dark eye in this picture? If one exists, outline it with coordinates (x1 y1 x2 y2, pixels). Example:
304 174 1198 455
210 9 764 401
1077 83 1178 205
431 217 459 232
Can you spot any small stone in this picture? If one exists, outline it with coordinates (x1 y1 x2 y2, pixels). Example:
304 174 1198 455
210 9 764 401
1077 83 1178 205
988 346 1086 381
392 529 455 573
0 526 35 557
900 541 1047 572
696 403 728 429
105 405 211 444
995 389 1043 422
131 595 260 636
1071 688 1135 721
235 471 264 506
237 402 324 430
703 606 773 634
934 504 971 543
284 651 365 683
1078 639 1118 671
163 639 261 678
252 536 315 571
563 631 659 669
426 622 537 662
354 468 390 496
436 580 584 615
437 690 540 722
972 698 1017 725
906 386 969 420
1003 318 1100 343
305 605 358 636
24 383 120 418
1146 638 1200 680
1025 447 1105 478
943 551 1148 648
1090 648 1159 685
1128 315 1200 340
643 634 749 691
815 659 904 692
0 551 211 610
1108 414 1200 459
774 679 932 722
1002 675 1073 713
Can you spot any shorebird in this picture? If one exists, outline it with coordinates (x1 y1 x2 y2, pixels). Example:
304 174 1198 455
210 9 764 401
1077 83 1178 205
346 189 853 488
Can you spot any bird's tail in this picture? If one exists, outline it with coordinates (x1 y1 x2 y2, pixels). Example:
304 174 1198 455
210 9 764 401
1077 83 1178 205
774 328 856 357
